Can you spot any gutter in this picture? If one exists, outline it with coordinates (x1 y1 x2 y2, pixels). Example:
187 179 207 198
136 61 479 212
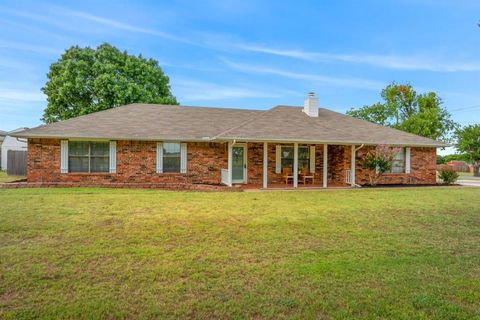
9 135 449 148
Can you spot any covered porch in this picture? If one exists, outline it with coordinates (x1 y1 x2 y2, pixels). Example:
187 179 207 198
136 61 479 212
221 141 362 189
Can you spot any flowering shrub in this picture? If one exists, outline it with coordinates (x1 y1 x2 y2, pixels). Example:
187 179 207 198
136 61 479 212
438 168 459 185
361 145 400 186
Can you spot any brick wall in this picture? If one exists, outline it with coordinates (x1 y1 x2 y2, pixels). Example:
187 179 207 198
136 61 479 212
27 139 436 187
27 139 227 185
355 146 437 185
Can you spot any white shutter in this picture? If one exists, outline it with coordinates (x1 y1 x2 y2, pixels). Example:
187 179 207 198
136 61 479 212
275 145 281 173
156 142 163 173
109 141 117 173
60 140 68 173
309 146 316 173
405 147 411 173
180 143 187 173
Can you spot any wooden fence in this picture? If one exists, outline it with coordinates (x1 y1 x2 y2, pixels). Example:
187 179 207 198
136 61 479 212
437 164 471 173
7 150 27 176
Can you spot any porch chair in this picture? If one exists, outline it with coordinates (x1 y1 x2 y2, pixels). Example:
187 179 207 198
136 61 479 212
282 167 294 184
300 169 315 185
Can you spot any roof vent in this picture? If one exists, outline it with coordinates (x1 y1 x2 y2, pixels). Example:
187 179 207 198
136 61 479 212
303 92 319 117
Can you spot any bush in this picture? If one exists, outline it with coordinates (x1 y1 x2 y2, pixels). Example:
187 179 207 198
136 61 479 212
438 169 459 185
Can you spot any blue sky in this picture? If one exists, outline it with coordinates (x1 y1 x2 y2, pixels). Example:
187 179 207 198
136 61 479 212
1 0 479 146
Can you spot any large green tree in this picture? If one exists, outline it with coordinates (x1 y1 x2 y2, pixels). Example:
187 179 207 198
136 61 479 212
455 124 480 176
42 43 178 123
347 82 457 141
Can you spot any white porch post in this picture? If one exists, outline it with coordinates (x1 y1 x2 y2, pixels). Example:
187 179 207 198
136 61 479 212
350 144 356 187
263 142 268 189
323 144 328 188
227 142 233 187
293 143 298 188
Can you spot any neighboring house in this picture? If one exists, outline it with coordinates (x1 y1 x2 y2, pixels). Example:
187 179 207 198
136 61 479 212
0 130 6 170
12 93 447 189
1 128 28 171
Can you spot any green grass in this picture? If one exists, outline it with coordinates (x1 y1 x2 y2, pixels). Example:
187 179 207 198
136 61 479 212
1 187 479 319
0 171 25 183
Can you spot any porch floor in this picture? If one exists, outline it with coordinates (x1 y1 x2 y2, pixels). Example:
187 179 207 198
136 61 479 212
240 182 350 190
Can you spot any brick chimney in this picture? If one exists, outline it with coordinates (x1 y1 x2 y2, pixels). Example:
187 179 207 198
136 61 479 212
303 92 319 117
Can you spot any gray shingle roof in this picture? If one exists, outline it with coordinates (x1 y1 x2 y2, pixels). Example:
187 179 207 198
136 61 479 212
12 103 447 147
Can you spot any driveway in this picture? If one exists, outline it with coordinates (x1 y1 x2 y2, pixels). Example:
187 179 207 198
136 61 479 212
457 179 480 187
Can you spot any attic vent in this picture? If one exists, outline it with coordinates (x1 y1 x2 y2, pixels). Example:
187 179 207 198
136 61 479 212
303 92 319 117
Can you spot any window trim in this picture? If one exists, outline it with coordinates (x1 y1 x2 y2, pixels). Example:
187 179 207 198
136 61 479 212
157 141 187 174
67 140 110 174
280 145 310 172
387 147 406 174
162 142 182 173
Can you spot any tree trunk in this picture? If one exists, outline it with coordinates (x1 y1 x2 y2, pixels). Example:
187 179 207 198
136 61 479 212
473 162 480 177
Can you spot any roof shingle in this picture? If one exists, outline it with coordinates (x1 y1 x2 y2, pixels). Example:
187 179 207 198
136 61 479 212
12 103 447 147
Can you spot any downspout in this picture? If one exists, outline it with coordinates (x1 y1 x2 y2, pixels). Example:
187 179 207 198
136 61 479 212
352 144 364 188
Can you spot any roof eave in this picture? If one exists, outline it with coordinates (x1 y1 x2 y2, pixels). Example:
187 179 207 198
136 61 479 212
12 134 449 148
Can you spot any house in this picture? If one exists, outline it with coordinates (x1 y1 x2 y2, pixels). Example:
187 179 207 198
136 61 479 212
0 130 6 170
12 93 447 189
1 128 28 171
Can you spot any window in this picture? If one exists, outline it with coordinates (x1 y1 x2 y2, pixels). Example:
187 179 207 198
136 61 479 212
298 147 310 172
163 143 181 173
281 146 294 170
390 148 405 173
281 146 309 171
69 141 109 173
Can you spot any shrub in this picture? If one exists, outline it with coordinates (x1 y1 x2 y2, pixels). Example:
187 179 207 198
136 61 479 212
361 145 400 186
438 168 459 185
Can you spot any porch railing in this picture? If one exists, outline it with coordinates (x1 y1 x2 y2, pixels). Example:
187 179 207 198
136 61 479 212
221 168 231 186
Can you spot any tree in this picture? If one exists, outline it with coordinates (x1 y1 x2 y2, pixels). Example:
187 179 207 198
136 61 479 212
347 82 457 141
42 43 178 123
455 124 480 176
360 145 400 186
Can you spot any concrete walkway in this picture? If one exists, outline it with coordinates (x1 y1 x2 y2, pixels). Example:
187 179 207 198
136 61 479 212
457 179 480 187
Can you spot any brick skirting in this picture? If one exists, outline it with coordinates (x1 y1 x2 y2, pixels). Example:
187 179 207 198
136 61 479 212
0 181 243 191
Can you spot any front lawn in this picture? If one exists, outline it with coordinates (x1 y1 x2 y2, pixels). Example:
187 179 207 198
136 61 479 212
0 171 25 183
0 187 479 319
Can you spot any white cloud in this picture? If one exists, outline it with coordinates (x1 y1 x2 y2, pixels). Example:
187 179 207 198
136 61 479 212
220 57 384 90
0 41 62 55
173 79 294 101
56 8 194 45
236 43 480 72
0 88 45 102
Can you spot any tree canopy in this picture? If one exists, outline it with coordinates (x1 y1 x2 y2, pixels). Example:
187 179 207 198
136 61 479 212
347 82 457 141
455 124 480 176
42 43 178 123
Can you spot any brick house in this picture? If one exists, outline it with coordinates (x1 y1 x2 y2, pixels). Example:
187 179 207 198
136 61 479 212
12 93 447 189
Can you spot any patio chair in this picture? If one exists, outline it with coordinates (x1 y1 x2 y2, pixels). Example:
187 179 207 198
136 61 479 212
300 170 315 185
282 167 294 184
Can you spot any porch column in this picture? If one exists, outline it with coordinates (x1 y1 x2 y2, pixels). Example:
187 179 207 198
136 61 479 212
227 142 233 187
323 144 328 188
293 143 298 188
263 142 268 189
350 144 356 187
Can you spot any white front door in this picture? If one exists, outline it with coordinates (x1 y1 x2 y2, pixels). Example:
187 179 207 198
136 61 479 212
232 145 247 183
